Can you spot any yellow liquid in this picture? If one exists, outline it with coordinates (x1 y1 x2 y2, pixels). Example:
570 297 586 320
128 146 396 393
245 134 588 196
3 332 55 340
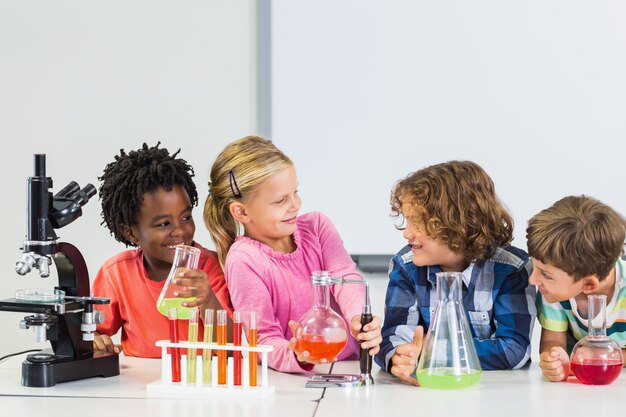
202 324 213 384
187 322 198 383
416 368 482 389
157 297 196 319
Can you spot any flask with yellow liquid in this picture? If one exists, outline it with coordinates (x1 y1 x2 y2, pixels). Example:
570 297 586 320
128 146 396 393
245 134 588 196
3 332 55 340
156 244 200 320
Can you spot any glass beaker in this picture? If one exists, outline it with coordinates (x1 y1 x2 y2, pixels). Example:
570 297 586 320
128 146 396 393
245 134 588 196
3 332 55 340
156 244 200 320
570 294 623 385
415 272 482 389
295 271 348 362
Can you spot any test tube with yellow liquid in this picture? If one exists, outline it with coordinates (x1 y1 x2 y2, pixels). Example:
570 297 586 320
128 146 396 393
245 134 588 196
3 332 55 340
249 311 258 387
202 308 214 384
186 307 199 383
217 309 227 384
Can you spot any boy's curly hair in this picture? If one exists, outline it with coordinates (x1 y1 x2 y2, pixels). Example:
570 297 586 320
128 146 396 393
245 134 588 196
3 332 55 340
527 195 626 281
99 142 198 246
391 160 513 264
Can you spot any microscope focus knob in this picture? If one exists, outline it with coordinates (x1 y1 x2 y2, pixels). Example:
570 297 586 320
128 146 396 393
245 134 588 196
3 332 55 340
93 310 105 325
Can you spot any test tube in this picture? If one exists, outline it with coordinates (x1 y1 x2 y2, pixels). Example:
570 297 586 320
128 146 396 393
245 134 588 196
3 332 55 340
233 310 242 385
202 308 214 384
168 308 181 383
217 309 227 384
187 307 199 383
249 311 258 387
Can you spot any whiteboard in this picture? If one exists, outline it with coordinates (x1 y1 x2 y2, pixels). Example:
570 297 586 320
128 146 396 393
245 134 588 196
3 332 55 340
270 1 626 255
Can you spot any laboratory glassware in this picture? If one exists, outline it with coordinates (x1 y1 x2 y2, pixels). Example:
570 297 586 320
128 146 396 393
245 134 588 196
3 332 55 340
295 271 348 362
415 272 482 389
570 294 623 385
156 245 200 319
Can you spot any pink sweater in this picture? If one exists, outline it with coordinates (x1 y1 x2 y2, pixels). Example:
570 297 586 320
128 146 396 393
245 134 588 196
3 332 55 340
225 212 366 373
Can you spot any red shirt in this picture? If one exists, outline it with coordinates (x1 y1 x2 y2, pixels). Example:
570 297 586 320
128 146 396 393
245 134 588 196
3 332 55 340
92 243 232 358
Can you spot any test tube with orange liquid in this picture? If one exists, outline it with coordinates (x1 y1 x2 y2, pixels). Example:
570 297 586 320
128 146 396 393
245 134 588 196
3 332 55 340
233 310 242 385
217 309 227 384
249 311 258 387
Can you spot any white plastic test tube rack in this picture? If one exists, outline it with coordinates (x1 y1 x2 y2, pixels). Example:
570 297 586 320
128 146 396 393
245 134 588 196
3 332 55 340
146 340 275 398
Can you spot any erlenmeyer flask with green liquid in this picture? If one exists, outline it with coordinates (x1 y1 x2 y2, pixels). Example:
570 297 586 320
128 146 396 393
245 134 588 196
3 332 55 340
415 272 482 389
156 244 200 320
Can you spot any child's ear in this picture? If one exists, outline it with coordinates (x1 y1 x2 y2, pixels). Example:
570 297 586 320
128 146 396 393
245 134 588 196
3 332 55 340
120 224 138 245
229 202 249 223
580 275 601 294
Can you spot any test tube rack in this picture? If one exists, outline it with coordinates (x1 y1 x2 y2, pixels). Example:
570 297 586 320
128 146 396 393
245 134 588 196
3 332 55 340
147 340 275 398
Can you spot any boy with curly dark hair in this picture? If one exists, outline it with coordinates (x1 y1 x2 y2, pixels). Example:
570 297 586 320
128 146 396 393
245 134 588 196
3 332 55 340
375 160 536 385
92 143 232 357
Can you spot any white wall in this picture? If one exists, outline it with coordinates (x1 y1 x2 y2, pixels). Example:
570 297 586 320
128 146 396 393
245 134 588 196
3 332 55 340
0 1 258 355
271 1 626 255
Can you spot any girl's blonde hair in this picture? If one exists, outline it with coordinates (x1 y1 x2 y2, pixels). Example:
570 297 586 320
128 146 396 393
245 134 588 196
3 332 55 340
204 136 293 267
391 160 513 264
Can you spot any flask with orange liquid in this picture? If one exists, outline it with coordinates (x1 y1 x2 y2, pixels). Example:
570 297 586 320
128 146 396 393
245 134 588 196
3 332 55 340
295 271 348 362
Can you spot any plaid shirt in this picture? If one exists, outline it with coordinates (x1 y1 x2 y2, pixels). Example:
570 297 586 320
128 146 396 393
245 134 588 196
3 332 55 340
375 244 536 372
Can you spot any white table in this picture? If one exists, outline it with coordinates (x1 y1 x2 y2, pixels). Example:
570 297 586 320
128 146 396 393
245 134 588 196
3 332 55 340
0 353 330 417
2 354 625 417
317 361 626 417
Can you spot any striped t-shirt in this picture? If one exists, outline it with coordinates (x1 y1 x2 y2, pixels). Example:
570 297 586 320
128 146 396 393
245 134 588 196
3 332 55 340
537 259 626 349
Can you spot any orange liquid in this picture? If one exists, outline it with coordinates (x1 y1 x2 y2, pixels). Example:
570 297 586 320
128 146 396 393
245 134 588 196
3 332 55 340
217 323 227 384
297 333 347 362
249 328 258 387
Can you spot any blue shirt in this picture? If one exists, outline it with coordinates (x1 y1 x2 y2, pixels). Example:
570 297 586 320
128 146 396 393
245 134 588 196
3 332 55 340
375 244 536 372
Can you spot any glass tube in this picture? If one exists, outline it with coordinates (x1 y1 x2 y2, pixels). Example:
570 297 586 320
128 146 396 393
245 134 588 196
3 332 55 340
168 307 181 383
187 307 199 383
249 311 258 387
217 309 227 384
233 310 242 386
202 308 214 384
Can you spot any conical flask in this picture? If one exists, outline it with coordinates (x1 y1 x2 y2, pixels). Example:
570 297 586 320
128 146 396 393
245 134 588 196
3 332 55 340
416 271 482 389
295 271 348 362
570 294 623 385
156 244 200 320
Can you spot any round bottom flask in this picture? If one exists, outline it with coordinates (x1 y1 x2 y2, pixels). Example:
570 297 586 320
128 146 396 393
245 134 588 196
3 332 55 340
570 294 623 385
295 271 348 362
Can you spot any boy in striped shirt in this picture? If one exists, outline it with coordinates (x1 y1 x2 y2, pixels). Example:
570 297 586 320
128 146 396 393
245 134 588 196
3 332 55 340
528 195 626 382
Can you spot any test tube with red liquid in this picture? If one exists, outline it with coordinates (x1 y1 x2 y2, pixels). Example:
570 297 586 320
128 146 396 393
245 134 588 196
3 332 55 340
217 309 227 384
168 307 181 382
233 310 242 385
249 311 258 387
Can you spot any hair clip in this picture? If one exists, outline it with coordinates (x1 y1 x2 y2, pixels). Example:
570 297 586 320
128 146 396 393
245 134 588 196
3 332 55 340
229 170 242 199
207 181 213 195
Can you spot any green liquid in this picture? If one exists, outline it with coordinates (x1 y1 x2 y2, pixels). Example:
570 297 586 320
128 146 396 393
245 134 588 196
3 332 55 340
187 322 198 383
202 324 213 384
416 368 482 389
157 297 196 319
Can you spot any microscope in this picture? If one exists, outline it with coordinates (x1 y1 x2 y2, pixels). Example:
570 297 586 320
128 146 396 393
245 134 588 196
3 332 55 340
0 154 119 387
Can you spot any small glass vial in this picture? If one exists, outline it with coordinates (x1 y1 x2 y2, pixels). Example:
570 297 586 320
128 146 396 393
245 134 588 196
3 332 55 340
295 271 348 362
416 272 482 389
156 244 200 319
570 294 623 385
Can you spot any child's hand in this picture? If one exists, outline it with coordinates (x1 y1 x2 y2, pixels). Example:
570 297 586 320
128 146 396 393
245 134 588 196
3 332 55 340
287 320 328 365
349 315 383 356
173 267 212 308
93 332 122 354
390 326 424 386
539 346 570 382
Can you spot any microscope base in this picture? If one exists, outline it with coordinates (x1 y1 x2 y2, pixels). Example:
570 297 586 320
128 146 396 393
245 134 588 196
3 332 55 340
22 350 120 387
